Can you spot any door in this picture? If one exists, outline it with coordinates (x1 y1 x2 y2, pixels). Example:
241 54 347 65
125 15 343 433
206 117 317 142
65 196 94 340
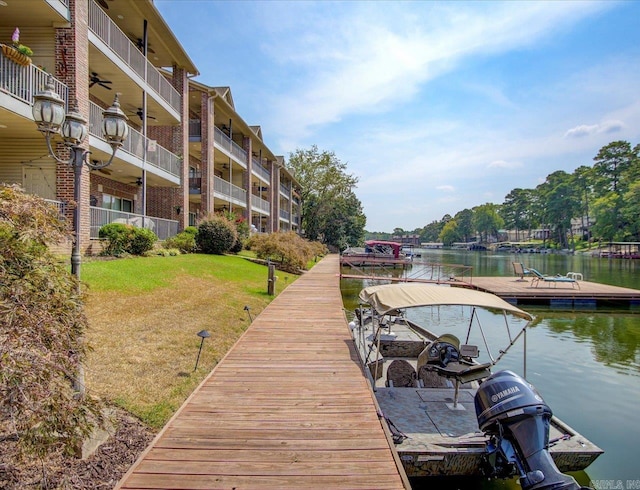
23 166 56 200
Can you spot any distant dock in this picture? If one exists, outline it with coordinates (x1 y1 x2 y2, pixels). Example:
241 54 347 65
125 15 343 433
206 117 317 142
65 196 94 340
340 271 640 309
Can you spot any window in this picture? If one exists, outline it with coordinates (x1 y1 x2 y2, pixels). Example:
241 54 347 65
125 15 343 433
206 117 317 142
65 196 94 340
102 194 133 213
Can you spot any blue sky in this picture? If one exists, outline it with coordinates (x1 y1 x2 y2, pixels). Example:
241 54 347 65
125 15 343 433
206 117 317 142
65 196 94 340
156 1 640 233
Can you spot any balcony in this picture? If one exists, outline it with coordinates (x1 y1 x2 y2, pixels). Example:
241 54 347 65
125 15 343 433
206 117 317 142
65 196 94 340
189 174 202 194
90 207 178 240
280 209 290 221
251 194 270 214
0 55 68 115
213 175 246 205
213 126 247 167
88 0 180 114
89 101 181 179
252 157 271 182
280 182 291 197
189 119 201 140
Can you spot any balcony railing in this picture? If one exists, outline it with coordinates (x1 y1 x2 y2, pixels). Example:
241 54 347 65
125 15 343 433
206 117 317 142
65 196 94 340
189 119 201 139
88 0 180 114
251 194 270 214
213 175 246 204
0 55 68 109
280 209 290 221
44 199 67 217
189 175 202 194
213 127 247 167
89 101 181 178
252 157 271 181
280 183 291 196
90 207 178 240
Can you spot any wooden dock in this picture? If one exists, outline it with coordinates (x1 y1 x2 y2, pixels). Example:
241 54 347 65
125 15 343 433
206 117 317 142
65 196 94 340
116 255 409 490
469 276 640 308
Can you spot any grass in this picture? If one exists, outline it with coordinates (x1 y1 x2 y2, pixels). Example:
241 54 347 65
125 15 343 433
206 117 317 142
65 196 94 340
81 253 299 428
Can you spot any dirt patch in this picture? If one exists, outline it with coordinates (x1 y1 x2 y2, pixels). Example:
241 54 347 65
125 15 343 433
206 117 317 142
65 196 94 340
0 407 155 490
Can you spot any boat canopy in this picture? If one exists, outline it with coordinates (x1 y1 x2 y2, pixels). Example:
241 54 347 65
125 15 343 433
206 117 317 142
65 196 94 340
358 283 533 321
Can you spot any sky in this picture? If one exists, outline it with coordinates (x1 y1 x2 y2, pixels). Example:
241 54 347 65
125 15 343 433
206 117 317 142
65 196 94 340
155 0 640 233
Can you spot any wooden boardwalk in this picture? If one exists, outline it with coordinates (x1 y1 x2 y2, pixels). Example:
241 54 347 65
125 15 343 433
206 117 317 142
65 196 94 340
116 255 409 490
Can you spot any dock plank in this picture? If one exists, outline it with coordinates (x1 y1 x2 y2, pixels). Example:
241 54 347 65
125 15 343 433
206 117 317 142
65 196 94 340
115 255 408 490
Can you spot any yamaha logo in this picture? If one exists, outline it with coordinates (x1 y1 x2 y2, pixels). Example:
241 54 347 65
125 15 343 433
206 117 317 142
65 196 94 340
491 385 521 403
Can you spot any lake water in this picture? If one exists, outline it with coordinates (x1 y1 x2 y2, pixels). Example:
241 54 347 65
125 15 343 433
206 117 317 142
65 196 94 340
340 249 640 489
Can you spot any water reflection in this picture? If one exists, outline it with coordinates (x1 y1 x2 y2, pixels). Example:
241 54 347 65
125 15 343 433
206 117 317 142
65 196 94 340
340 250 640 487
540 312 640 375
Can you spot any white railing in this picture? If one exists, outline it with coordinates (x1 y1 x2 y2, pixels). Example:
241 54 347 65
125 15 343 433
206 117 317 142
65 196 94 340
89 101 181 178
214 176 247 203
252 157 271 181
280 209 290 221
213 127 247 167
280 182 290 196
0 55 68 109
251 194 270 214
44 199 67 216
90 207 178 240
88 0 180 114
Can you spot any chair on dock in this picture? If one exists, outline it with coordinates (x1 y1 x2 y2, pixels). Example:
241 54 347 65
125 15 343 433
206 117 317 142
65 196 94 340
512 262 531 281
529 268 580 290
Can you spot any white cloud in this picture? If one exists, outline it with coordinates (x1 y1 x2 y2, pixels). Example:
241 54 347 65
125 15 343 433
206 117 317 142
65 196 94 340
564 120 625 138
488 160 523 169
437 185 455 192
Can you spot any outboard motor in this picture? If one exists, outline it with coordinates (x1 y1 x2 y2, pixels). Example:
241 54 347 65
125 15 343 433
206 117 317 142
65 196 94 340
474 370 583 490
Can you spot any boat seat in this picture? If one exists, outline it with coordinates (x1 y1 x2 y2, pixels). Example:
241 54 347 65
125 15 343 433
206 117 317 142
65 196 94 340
417 364 450 388
386 359 417 388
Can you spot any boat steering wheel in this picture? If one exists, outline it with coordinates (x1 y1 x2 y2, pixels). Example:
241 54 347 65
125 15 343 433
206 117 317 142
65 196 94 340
437 341 459 367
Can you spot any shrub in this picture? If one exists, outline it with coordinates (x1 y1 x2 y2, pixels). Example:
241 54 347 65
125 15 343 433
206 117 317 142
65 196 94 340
196 214 238 254
164 230 197 253
99 222 131 256
129 227 157 255
0 185 104 457
99 223 157 256
183 226 198 235
245 231 328 272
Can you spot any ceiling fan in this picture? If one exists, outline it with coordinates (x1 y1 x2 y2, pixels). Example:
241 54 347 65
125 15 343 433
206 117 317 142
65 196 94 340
129 177 143 186
96 0 113 9
91 161 112 175
89 72 112 90
131 37 156 54
128 107 156 121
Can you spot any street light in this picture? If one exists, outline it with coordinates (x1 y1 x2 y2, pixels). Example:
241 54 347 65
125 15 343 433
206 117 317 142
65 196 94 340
32 75 129 281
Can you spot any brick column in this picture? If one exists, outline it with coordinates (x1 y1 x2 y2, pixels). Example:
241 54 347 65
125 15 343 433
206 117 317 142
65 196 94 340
172 66 189 230
200 92 214 216
55 0 90 252
242 136 252 223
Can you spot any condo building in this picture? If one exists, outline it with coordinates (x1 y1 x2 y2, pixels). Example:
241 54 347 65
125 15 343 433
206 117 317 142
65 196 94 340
0 0 301 255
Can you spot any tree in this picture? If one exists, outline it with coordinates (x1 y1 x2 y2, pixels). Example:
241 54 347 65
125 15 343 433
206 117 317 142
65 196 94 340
472 203 503 242
538 171 580 249
593 140 634 195
501 189 532 241
453 209 474 243
287 145 365 249
439 219 460 246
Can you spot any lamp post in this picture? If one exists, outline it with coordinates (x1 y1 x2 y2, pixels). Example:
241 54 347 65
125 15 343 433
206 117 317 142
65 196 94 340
32 75 129 282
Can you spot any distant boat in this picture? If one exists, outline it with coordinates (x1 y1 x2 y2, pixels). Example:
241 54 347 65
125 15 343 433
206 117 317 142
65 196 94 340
341 240 412 267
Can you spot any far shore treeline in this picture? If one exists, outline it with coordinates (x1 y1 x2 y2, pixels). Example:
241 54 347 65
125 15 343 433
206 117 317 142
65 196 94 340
365 140 640 250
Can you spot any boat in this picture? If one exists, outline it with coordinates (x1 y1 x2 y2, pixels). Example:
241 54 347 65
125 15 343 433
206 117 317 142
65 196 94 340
350 283 602 487
341 240 412 267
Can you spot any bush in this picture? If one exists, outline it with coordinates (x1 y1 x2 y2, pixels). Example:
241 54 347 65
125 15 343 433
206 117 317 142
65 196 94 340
196 214 238 254
245 231 328 272
129 227 157 255
183 226 198 235
164 230 197 253
99 223 157 256
0 185 104 457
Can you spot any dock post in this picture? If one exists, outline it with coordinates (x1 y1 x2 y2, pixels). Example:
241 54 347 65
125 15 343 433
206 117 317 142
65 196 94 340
267 263 276 295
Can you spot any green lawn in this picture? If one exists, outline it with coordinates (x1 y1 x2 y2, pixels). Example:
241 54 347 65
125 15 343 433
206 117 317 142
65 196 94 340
81 254 298 428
